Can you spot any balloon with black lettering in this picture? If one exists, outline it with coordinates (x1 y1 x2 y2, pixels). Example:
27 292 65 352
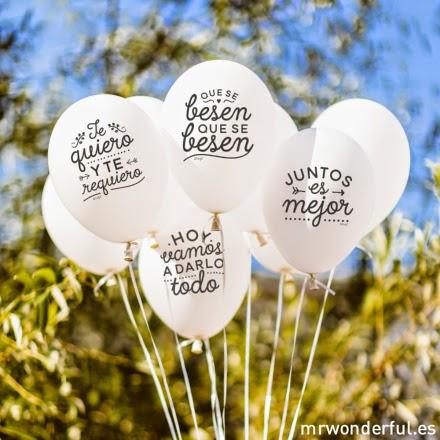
262 128 375 274
231 102 298 234
48 94 168 243
162 60 275 213
139 209 251 339
42 177 130 275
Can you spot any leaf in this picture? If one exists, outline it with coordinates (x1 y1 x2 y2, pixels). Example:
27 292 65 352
50 286 69 321
9 313 22 347
0 425 37 440
395 401 418 426
32 267 56 286
62 267 83 302
37 294 49 331
12 270 32 288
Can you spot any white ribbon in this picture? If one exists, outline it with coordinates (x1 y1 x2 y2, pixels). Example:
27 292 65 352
278 277 307 440
306 273 336 296
128 264 182 440
244 272 252 440
93 271 115 296
286 268 335 440
222 329 228 436
263 272 286 439
179 339 195 348
159 235 202 439
116 274 177 440
174 332 201 440
204 339 225 440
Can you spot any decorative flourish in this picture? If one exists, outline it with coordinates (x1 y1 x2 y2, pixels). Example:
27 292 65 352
83 192 100 202
108 122 126 133
127 158 138 165
183 151 252 162
71 132 85 148
78 174 90 181
291 186 305 195
223 99 234 103
202 99 214 103
110 176 145 191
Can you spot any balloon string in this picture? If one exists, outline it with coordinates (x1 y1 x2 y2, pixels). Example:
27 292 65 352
116 274 177 440
278 277 307 440
286 268 335 440
159 243 200 440
222 329 228 436
263 272 285 440
174 332 201 440
215 215 227 435
204 339 225 440
216 214 226 294
93 271 115 296
128 264 182 440
306 274 336 296
244 272 252 440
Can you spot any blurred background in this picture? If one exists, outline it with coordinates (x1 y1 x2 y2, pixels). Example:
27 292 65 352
0 0 439 438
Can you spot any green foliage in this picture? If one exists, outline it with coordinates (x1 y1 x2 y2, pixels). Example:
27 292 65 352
0 1 439 439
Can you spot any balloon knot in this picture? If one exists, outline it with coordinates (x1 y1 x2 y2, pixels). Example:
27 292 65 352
148 232 159 249
283 271 294 282
124 241 138 262
308 274 319 291
253 230 269 247
191 339 203 355
210 213 221 232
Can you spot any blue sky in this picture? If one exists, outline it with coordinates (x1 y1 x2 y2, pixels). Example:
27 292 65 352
6 0 438 213
3 0 440 275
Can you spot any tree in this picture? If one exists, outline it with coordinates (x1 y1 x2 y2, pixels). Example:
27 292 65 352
0 1 439 438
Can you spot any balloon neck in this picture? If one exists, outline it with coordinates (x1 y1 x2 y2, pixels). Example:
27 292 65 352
252 230 268 247
308 274 319 291
282 270 294 282
106 276 117 287
191 339 203 355
148 232 159 249
124 241 138 262
210 213 221 232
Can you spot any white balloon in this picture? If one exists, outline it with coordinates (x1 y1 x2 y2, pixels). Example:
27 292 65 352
313 98 410 229
147 176 199 234
129 96 198 232
231 103 298 233
139 209 251 339
128 95 197 233
262 128 375 274
162 60 275 213
246 233 295 274
42 177 129 275
127 96 163 129
48 94 168 243
274 103 298 145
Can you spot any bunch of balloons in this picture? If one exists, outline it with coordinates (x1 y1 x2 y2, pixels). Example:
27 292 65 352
44 60 410 340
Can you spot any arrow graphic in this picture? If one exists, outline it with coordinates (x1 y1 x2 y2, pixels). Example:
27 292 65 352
127 158 138 165
332 189 345 196
292 186 305 195
79 174 90 181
